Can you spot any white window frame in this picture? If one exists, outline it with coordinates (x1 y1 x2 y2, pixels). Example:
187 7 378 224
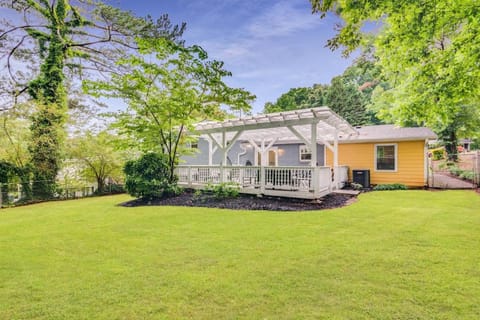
374 143 398 172
299 145 312 162
255 147 278 166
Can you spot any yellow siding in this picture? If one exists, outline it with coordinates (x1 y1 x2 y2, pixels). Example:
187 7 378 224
326 140 426 187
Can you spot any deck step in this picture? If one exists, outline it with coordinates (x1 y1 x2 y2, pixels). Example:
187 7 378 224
333 189 361 195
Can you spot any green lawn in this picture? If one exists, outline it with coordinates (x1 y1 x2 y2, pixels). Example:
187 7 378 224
0 191 479 319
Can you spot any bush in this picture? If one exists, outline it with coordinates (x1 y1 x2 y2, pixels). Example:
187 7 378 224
448 166 463 177
124 153 181 200
204 182 239 199
373 183 408 191
459 170 475 181
432 149 445 161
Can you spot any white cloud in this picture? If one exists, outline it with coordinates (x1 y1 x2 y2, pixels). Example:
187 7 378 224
247 1 322 39
205 0 322 62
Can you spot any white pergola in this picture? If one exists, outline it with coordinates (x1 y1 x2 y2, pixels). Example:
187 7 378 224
176 107 358 199
194 107 358 169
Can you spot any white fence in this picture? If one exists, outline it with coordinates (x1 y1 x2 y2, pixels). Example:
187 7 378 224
176 165 349 199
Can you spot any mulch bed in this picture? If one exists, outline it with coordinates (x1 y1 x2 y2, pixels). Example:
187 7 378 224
121 189 358 211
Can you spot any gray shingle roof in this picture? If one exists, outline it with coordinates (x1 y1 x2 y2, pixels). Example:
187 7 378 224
342 124 437 143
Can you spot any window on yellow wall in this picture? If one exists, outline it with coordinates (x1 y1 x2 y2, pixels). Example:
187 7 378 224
375 144 397 171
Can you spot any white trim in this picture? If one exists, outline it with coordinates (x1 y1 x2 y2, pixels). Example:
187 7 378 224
424 139 429 185
338 137 435 144
255 148 278 166
374 143 398 172
299 145 312 162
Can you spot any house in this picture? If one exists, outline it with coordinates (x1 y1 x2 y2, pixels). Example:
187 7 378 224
176 107 436 199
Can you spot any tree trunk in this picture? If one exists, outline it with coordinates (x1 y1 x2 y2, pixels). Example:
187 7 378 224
441 127 458 162
97 176 106 194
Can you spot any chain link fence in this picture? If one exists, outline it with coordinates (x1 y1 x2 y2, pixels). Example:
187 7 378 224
0 180 124 208
428 150 479 189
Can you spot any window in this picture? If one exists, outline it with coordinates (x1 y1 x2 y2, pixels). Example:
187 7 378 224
375 144 397 171
187 141 198 149
299 145 312 162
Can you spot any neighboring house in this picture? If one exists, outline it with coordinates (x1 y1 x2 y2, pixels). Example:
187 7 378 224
177 107 437 199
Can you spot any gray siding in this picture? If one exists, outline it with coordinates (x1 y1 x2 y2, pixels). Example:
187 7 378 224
181 139 325 167
277 144 325 166
181 138 254 165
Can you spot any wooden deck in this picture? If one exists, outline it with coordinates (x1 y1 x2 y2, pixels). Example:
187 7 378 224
175 165 349 199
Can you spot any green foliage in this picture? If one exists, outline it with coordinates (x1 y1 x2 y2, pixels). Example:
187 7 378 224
204 182 240 199
1 0 186 199
448 165 475 181
124 153 181 200
85 38 254 181
29 103 66 198
432 149 445 161
311 0 480 159
67 131 127 194
373 183 408 191
263 55 382 125
459 171 475 181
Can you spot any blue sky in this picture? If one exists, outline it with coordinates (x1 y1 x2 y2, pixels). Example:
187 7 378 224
111 0 356 114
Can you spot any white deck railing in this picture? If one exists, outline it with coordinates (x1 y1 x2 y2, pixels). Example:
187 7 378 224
175 165 348 199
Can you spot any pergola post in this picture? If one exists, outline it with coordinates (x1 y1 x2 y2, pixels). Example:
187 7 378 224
311 122 319 197
220 130 227 183
333 130 339 189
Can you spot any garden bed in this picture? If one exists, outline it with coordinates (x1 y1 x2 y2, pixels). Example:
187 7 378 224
121 189 357 211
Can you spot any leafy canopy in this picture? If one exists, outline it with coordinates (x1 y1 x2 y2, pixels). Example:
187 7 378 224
85 38 255 181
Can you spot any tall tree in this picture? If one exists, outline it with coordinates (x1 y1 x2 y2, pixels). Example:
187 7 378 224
311 0 480 159
325 76 369 126
0 0 185 197
67 131 126 193
85 38 255 182
263 55 381 125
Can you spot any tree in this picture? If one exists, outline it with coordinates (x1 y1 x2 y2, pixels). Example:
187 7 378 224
0 0 185 197
67 131 126 193
325 76 369 126
263 55 381 126
264 87 316 113
311 0 480 159
0 105 33 199
85 38 255 182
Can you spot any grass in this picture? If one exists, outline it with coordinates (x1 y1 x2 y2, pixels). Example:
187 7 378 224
0 190 479 319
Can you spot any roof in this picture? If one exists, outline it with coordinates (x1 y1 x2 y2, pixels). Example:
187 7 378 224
342 124 437 143
193 107 437 144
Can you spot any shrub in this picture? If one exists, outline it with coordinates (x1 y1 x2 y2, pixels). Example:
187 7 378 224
459 170 475 181
373 183 408 191
205 182 239 199
124 153 181 200
448 166 463 177
432 149 445 161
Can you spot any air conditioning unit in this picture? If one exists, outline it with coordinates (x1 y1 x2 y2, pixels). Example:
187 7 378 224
352 170 370 188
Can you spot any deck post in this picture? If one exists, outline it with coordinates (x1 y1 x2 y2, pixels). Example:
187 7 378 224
187 166 192 187
260 166 265 194
313 167 320 198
